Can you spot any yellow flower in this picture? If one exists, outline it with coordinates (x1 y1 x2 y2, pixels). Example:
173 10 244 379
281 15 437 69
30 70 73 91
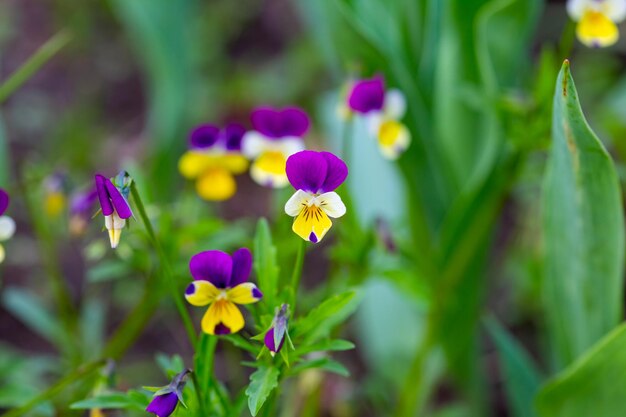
567 0 626 47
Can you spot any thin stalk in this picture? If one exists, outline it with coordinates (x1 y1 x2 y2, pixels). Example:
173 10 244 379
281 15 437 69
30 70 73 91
341 117 353 168
0 30 72 104
0 359 105 417
289 239 306 314
190 371 207 417
130 183 197 347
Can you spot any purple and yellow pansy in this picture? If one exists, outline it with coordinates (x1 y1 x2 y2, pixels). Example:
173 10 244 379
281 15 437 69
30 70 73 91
242 107 307 188
567 0 626 47
184 248 263 335
178 124 249 201
284 150 348 243
0 188 16 264
345 75 411 160
94 172 133 249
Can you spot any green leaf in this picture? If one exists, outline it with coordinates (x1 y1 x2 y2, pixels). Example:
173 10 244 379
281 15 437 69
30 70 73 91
485 317 542 417
70 391 149 411
254 218 280 312
289 357 350 378
294 290 362 343
542 60 625 369
292 339 355 356
1 288 66 349
535 323 626 417
245 365 280 416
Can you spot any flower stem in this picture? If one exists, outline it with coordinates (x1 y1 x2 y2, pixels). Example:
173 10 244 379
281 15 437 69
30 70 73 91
341 117 353 168
189 371 207 417
130 182 197 347
289 238 306 314
0 359 106 417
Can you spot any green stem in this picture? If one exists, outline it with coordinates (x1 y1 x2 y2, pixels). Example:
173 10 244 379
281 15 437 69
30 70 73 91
289 239 306 314
190 371 207 417
341 117 353 169
0 30 72 104
130 183 197 347
0 359 105 417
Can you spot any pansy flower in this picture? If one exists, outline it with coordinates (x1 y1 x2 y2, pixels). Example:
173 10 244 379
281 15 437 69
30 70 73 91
346 75 411 160
284 151 348 243
184 248 262 335
69 187 98 236
0 188 16 264
43 172 67 218
241 107 307 188
178 124 249 201
146 369 190 417
567 0 626 47
264 304 289 357
94 172 133 249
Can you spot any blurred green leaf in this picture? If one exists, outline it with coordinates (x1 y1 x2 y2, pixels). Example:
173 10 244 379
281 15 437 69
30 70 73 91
295 290 361 343
485 317 542 417
289 357 350 378
245 365 279 416
70 391 148 411
542 60 624 369
254 218 280 313
292 339 355 356
535 323 626 417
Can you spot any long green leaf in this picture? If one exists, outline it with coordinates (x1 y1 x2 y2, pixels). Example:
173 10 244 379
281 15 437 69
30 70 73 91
253 218 280 313
295 290 361 343
245 366 279 416
542 60 625 369
535 323 626 417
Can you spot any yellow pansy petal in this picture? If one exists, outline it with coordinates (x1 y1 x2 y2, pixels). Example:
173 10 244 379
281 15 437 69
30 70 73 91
219 154 249 174
45 193 66 217
0 244 5 264
577 10 619 47
196 168 237 201
201 300 245 335
292 205 332 243
250 151 290 188
185 280 220 306
227 282 263 305
179 151 215 179
378 120 411 160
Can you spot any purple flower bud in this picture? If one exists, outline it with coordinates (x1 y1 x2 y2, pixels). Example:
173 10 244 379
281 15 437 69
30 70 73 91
146 392 178 417
265 304 289 356
264 327 285 355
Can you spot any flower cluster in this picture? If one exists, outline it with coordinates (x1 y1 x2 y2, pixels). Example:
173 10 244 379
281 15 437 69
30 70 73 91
344 75 411 160
178 124 249 201
0 189 15 264
567 0 626 47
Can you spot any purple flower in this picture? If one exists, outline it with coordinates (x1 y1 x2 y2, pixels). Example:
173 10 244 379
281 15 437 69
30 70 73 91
94 172 133 248
241 106 308 188
184 248 263 335
0 188 9 216
264 304 289 356
69 188 98 236
189 124 221 149
347 75 385 114
146 369 190 417
284 151 348 243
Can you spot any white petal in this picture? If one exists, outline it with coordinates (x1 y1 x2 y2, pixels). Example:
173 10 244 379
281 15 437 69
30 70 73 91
241 131 270 159
317 192 346 218
366 112 384 137
379 124 411 160
276 137 305 157
0 216 16 241
384 89 407 119
605 0 626 21
104 212 125 230
284 190 312 216
567 0 588 20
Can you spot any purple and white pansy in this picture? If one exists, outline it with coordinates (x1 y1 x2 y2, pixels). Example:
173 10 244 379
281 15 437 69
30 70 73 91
241 107 307 188
284 150 348 243
94 171 133 249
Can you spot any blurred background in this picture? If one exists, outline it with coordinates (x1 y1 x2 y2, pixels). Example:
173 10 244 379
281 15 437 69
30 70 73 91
2 0 626 416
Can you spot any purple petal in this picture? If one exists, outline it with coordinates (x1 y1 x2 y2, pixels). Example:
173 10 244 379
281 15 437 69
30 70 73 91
146 392 178 417
348 75 385 113
251 107 309 138
230 247 252 286
214 323 231 335
104 179 133 219
0 188 9 216
281 107 309 137
94 174 114 216
70 188 98 217
286 150 328 193
264 327 285 353
189 124 220 149
319 152 348 192
223 123 246 151
189 250 233 288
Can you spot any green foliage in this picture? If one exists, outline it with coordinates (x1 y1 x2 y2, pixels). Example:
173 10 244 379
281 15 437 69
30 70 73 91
254 218 280 313
70 390 149 411
245 365 280 416
294 290 361 343
542 61 625 370
535 323 626 417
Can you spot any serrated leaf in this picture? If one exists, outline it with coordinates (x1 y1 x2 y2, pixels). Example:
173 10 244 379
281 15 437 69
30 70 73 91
535 323 626 417
542 60 625 369
254 218 280 312
295 290 361 343
245 366 279 416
